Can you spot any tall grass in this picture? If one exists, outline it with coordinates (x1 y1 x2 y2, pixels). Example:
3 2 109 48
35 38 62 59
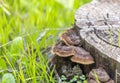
0 0 91 83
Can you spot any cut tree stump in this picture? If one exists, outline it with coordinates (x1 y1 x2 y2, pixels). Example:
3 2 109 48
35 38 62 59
74 0 120 82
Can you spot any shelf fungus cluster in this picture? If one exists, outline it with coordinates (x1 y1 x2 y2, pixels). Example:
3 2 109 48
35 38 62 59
50 28 115 83
87 67 115 83
51 28 94 65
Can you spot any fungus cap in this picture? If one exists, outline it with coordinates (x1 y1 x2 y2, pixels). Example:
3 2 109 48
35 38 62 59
71 47 94 65
59 29 81 46
89 67 110 82
51 41 74 57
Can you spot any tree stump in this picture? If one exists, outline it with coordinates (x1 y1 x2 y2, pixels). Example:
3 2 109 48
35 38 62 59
74 0 120 82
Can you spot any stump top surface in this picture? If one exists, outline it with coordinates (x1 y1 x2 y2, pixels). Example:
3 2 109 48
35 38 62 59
75 0 120 28
75 0 120 63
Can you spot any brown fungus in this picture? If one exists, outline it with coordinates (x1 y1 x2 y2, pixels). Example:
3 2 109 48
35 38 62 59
88 67 110 82
71 47 94 65
59 29 81 46
51 41 74 57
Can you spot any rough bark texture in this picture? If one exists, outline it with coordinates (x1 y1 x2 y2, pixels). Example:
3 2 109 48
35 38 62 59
74 0 120 82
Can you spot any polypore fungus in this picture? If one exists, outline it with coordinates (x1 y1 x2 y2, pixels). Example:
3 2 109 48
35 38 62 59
59 28 81 46
88 67 110 82
71 47 94 65
51 41 74 57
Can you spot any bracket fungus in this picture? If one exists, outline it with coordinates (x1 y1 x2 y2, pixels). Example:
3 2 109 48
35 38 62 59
51 41 74 57
51 40 94 65
59 28 81 46
51 28 95 65
50 28 96 82
71 47 94 65
88 67 115 83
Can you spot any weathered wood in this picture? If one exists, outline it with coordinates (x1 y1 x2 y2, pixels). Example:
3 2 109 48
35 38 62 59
75 0 120 29
74 0 120 82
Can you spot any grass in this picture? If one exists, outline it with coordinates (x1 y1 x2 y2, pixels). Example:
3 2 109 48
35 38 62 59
0 0 91 83
93 70 100 83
